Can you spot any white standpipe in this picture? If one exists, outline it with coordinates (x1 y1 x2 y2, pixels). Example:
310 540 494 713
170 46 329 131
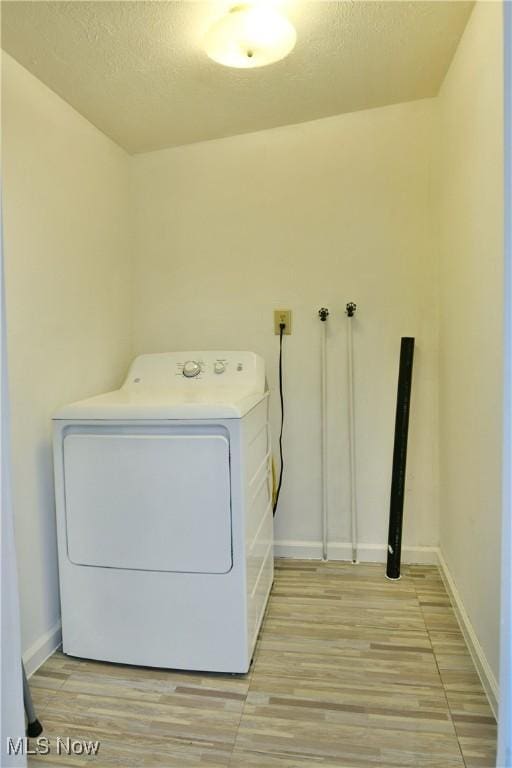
346 303 358 563
318 308 329 561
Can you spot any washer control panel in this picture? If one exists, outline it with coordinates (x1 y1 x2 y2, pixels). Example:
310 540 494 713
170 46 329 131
124 351 265 395
181 359 227 377
177 358 229 379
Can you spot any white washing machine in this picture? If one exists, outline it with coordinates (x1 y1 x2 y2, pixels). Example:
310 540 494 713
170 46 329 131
53 351 273 673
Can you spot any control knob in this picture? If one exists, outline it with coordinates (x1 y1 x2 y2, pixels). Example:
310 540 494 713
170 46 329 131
214 361 226 374
183 360 201 378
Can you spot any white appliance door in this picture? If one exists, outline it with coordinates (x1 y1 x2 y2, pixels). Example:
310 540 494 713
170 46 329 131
63 431 232 574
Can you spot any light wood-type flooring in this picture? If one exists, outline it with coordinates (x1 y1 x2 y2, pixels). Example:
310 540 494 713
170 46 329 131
27 561 497 767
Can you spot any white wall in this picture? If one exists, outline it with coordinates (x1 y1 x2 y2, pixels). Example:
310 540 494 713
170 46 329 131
1 186 26 767
436 2 504 684
498 0 512 759
131 99 439 559
2 53 132 669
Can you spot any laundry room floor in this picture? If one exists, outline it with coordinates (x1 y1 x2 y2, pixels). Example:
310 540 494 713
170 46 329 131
27 561 496 768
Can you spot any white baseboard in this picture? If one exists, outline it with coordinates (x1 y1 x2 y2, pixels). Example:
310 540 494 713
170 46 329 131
273 540 439 565
23 620 62 678
436 550 499 719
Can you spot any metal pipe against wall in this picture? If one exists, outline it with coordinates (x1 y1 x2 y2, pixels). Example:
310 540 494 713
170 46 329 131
346 303 358 563
386 337 415 580
318 308 329 561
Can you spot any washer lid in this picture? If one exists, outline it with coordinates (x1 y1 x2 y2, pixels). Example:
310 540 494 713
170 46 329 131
54 350 267 420
54 389 267 420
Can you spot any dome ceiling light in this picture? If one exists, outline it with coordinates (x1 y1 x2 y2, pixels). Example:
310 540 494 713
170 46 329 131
204 4 297 69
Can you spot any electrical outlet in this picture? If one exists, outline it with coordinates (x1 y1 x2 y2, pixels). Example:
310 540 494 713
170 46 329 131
274 309 292 335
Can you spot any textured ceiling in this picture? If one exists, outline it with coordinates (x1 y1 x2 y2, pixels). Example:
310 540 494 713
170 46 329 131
2 1 473 154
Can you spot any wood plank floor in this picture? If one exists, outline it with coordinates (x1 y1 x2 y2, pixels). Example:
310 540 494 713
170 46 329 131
28 561 497 767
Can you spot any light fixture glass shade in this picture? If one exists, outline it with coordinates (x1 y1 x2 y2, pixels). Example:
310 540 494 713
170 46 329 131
204 5 296 69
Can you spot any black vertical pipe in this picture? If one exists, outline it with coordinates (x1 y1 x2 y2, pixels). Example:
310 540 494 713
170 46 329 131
386 337 415 580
